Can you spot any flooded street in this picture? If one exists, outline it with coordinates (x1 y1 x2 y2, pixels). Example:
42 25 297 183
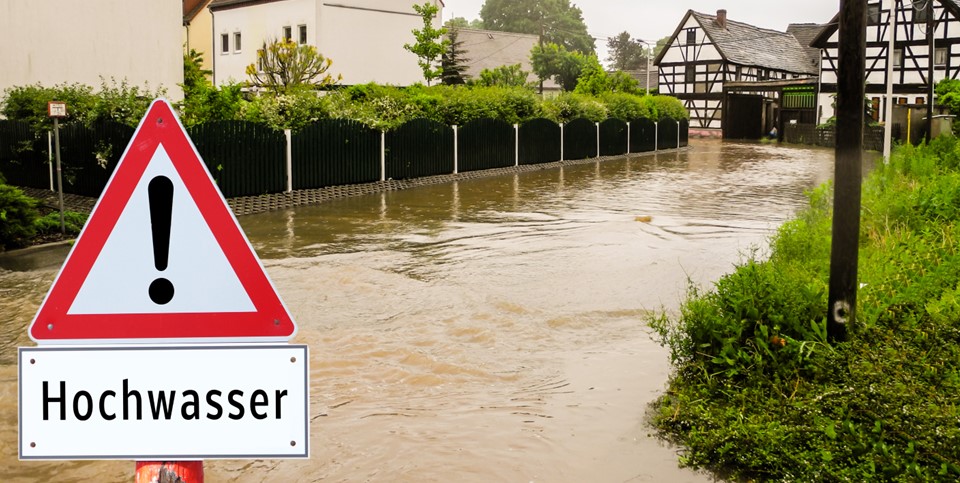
1 139 837 482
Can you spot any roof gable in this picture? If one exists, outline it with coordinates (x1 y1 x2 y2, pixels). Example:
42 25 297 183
690 11 818 75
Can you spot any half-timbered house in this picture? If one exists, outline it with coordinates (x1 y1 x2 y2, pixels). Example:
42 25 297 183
654 9 819 138
812 0 960 127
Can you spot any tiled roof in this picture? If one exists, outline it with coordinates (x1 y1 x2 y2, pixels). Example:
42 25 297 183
691 11 818 75
787 23 827 70
183 0 211 22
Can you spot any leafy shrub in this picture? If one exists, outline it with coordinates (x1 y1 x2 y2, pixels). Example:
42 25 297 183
601 92 655 121
541 92 608 123
648 95 689 121
33 211 88 236
240 87 330 130
0 180 39 250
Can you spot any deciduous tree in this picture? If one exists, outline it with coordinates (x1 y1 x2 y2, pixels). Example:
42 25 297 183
476 64 534 88
404 2 449 85
480 0 594 54
530 42 592 91
245 38 340 94
606 32 647 71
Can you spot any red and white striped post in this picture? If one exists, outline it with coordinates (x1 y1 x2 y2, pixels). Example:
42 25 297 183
135 461 204 483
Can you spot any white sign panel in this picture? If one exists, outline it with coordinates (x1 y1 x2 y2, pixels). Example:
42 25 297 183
19 345 309 460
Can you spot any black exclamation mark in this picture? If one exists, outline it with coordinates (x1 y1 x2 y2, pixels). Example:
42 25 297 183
148 176 175 305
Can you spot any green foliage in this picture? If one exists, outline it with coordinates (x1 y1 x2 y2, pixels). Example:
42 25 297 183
935 78 960 135
0 78 165 130
649 138 960 480
0 180 39 250
600 93 655 121
648 95 689 121
445 17 483 29
530 42 592 91
480 0 594 54
179 49 243 127
574 61 643 97
474 64 535 89
240 87 329 130
606 31 648 71
404 2 449 85
246 38 340 94
541 92 607 123
441 27 470 86
33 211 88 236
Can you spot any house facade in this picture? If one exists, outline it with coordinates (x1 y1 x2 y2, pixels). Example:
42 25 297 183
184 0 216 72
813 0 960 125
209 0 443 87
449 28 560 91
0 0 183 100
654 9 819 138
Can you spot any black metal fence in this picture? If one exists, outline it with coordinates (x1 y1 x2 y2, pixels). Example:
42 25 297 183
784 123 885 152
1 116 689 199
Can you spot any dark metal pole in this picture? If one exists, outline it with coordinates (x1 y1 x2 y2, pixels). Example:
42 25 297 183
828 0 866 342
53 117 65 235
927 0 934 143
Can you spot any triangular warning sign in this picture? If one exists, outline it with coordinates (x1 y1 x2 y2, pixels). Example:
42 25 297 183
29 99 296 343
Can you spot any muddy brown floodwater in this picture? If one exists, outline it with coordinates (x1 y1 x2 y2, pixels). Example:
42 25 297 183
1 139 841 482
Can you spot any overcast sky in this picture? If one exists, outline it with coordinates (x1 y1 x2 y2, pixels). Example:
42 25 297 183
442 0 840 64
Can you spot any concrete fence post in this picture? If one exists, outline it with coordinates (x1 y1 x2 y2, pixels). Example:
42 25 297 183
284 129 293 193
380 131 386 182
677 120 681 149
626 122 631 154
654 122 659 151
453 125 459 174
596 122 600 158
514 124 519 166
560 123 565 161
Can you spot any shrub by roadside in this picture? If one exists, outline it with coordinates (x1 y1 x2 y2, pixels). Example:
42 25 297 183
649 137 960 481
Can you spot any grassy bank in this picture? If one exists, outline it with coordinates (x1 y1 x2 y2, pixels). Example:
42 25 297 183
649 137 960 481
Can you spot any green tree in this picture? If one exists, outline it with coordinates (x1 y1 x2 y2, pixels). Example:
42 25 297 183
654 35 672 58
530 42 591 91
606 31 646 71
475 64 534 88
404 2 449 85
441 27 470 85
246 38 340 94
446 17 483 29
480 0 594 54
179 49 243 126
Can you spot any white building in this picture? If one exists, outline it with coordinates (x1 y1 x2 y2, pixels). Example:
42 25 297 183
0 0 183 100
210 0 444 87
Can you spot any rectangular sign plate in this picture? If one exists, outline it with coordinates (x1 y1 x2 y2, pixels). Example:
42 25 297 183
19 344 308 460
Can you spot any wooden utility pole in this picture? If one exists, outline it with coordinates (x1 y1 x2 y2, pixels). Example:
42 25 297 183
926 0 935 143
828 0 866 342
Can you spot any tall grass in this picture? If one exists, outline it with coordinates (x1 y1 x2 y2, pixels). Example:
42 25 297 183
649 137 960 481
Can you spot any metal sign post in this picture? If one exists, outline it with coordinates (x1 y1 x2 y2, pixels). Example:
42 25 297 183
47 101 67 234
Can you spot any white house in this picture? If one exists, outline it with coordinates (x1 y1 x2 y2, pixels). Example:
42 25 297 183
0 0 183 100
209 0 444 87
812 0 960 124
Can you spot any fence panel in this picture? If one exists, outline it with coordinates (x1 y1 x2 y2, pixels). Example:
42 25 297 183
563 118 597 160
679 119 690 147
386 118 454 179
57 120 134 197
293 119 381 189
599 119 628 156
657 120 679 150
458 118 515 172
629 118 656 153
188 121 286 198
519 118 561 165
0 120 49 189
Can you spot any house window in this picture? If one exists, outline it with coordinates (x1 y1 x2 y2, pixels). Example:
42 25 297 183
233 32 241 53
283 26 292 41
867 3 880 25
893 48 903 68
935 47 948 65
298 24 307 44
686 29 696 45
916 97 925 105
221 33 229 54
685 64 696 83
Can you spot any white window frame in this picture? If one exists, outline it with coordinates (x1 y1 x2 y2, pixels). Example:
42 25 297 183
935 47 948 66
234 32 242 53
221 33 230 54
893 48 903 68
283 25 292 41
298 24 307 45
